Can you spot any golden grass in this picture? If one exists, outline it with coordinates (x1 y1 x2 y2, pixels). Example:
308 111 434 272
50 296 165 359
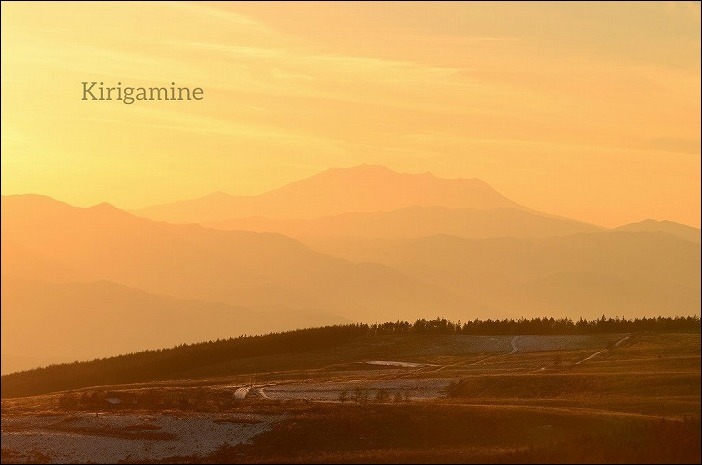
2 332 699 463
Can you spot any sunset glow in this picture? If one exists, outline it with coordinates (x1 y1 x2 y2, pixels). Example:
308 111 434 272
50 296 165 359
2 1 700 227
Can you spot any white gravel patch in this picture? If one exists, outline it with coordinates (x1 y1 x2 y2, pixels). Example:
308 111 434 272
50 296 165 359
262 378 452 401
366 360 425 368
234 387 251 399
615 334 632 347
1 412 283 463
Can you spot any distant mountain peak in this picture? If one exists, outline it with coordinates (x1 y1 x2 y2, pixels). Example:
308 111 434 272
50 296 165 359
300 165 496 191
321 164 400 176
1 194 74 212
618 218 696 229
635 219 682 227
350 163 392 170
202 191 234 200
90 201 118 211
132 165 521 223
616 218 700 243
323 164 453 179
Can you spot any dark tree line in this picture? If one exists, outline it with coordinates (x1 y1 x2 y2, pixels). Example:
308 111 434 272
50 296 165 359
1 315 698 398
395 315 701 336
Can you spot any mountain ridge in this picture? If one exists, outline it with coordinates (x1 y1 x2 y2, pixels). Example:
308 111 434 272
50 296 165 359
130 164 523 223
1 276 350 374
204 205 603 239
616 218 700 243
2 194 479 323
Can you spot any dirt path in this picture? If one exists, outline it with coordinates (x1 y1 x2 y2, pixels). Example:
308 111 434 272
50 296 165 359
575 350 606 365
509 336 520 354
450 402 688 422
574 334 632 365
234 387 251 399
252 382 278 399
423 335 523 374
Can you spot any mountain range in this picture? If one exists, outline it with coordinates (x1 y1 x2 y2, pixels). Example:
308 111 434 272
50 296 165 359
2 165 699 373
204 205 602 239
133 164 521 223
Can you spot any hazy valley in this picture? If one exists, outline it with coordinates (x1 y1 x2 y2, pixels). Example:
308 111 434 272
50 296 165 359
2 165 699 373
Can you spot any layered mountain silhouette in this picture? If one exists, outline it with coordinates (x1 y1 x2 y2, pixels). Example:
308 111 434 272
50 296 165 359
1 277 347 374
3 165 699 374
616 219 700 243
2 240 82 283
1 194 474 323
205 205 601 239
133 164 521 223
305 232 700 318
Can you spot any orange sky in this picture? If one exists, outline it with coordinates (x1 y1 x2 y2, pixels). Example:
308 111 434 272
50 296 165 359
1 1 700 227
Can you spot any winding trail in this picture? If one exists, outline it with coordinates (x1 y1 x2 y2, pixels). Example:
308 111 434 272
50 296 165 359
509 336 520 354
450 402 688 422
575 350 606 365
234 387 251 399
426 336 522 374
574 334 633 365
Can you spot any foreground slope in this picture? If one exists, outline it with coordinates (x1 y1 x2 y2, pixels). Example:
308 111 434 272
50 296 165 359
1 325 699 463
2 316 698 398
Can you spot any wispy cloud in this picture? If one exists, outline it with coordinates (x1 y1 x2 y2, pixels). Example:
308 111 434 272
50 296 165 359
163 1 273 33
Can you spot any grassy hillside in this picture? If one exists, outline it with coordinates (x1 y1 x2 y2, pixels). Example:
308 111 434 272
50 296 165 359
2 329 699 464
2 316 698 398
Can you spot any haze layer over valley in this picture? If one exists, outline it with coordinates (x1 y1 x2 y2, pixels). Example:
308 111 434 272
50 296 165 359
2 165 699 373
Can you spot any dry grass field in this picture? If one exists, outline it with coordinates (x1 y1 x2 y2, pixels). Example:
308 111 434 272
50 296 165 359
2 332 699 463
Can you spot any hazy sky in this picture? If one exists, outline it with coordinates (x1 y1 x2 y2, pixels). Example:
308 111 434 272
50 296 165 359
1 1 700 227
